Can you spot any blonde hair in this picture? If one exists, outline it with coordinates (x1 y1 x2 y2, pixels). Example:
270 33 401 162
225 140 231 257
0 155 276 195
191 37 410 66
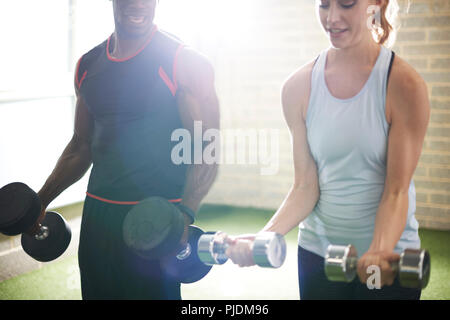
371 0 402 47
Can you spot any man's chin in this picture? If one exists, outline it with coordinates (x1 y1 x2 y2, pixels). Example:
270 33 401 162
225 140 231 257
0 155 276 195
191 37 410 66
115 24 153 40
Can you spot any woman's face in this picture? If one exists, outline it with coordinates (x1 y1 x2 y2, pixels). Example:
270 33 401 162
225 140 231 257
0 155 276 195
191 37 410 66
316 0 378 49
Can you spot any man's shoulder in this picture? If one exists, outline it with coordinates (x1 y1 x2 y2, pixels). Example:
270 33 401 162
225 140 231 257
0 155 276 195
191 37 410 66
79 39 108 63
153 28 185 56
156 29 183 44
75 39 108 83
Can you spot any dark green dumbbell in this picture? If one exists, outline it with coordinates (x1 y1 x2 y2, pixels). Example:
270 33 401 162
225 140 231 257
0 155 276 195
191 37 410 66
122 196 212 283
324 244 431 289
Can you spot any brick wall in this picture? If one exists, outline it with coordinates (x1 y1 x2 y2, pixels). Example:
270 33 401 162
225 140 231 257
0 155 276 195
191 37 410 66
391 0 450 230
201 0 450 230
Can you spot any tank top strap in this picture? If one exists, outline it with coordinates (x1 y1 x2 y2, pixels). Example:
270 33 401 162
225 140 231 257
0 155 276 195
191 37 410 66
306 48 329 126
371 45 393 134
379 46 393 113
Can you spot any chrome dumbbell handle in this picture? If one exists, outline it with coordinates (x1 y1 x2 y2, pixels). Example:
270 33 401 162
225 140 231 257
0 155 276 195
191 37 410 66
176 243 192 261
325 245 430 289
326 247 400 282
197 231 230 265
34 224 49 241
197 231 287 268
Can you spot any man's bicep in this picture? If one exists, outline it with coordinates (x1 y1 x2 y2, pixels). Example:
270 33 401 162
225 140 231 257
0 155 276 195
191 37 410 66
73 94 94 145
197 90 220 130
176 49 220 132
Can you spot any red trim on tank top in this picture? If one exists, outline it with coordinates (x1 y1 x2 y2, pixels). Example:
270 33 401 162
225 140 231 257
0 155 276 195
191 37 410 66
159 67 176 96
86 192 182 205
75 57 82 86
158 44 185 96
75 56 87 89
78 71 87 89
106 25 158 62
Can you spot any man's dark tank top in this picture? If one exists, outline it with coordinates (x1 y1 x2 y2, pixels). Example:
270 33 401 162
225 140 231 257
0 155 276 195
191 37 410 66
75 26 188 203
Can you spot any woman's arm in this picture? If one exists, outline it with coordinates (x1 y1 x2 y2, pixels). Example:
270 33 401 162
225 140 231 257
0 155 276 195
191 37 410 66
262 63 320 236
226 61 320 266
357 56 430 286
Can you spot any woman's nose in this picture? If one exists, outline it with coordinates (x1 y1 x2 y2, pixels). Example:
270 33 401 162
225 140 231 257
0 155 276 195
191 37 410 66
327 2 342 26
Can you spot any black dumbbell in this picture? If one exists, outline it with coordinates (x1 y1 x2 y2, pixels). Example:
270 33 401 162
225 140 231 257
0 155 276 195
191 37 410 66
197 231 287 268
0 182 72 262
122 196 212 283
324 244 431 289
160 225 213 283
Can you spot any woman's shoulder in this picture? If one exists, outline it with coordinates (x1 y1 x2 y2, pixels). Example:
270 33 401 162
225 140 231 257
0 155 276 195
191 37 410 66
282 57 318 122
388 53 427 97
386 52 429 122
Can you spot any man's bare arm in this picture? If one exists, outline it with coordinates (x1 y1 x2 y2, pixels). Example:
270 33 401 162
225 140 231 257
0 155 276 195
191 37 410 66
37 85 94 212
175 48 220 222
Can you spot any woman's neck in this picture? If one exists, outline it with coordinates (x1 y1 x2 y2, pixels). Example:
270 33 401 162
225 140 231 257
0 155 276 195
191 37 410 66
328 38 381 69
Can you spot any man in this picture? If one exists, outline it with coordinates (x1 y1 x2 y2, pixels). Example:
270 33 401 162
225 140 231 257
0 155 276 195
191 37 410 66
33 0 220 299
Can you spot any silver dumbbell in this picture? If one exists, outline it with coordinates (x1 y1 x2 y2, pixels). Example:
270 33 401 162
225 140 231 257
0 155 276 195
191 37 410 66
324 244 431 289
197 231 287 268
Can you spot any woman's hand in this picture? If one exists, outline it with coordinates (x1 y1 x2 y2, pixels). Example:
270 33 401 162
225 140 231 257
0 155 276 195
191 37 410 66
357 250 400 288
225 234 256 267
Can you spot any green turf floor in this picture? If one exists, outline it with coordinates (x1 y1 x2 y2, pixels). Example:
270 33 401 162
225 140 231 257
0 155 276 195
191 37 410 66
0 203 449 300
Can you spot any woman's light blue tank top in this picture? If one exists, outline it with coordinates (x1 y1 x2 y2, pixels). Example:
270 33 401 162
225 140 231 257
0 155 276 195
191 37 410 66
299 46 421 258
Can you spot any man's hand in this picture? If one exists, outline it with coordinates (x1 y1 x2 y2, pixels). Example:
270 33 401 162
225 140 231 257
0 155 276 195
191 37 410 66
179 212 191 249
357 250 400 288
25 203 46 236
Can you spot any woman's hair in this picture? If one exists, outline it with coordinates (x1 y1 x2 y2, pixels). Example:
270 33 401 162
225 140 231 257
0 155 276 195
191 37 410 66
372 0 403 48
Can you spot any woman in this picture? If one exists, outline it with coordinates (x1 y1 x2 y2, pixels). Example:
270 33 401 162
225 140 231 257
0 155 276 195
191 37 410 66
227 0 430 300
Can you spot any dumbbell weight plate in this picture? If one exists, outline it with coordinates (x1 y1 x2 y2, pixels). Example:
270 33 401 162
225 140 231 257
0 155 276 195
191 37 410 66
123 197 186 261
0 182 42 236
197 231 229 265
398 249 431 289
21 211 72 262
324 244 358 282
161 225 212 283
253 232 286 268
